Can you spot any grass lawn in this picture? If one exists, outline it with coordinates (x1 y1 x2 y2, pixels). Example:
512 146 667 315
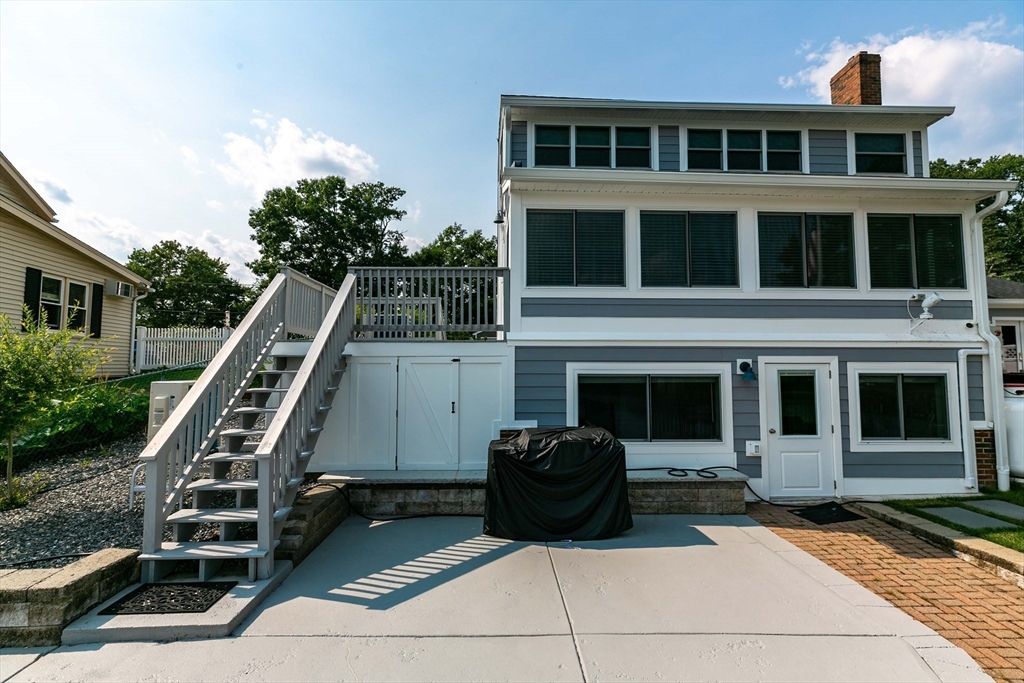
109 365 206 393
884 482 1024 554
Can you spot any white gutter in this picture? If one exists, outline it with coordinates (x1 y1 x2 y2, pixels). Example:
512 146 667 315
971 190 1011 491
958 348 988 489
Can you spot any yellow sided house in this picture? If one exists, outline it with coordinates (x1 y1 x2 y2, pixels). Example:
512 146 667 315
0 152 150 377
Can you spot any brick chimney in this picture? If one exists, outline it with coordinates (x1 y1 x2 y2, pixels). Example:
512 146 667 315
830 52 882 105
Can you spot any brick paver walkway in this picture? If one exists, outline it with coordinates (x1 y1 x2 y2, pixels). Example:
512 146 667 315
748 504 1024 683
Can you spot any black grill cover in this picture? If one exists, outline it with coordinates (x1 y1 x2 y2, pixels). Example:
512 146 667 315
483 427 633 541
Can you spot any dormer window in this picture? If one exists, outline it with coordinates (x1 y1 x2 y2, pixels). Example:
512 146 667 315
687 130 722 170
767 131 801 171
615 127 651 169
535 125 571 167
855 133 906 174
727 131 762 171
576 127 611 167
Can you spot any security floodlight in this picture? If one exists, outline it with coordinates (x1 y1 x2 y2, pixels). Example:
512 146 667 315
919 292 944 319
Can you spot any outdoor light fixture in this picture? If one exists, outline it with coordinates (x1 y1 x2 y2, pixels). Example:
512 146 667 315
493 210 505 224
739 361 757 381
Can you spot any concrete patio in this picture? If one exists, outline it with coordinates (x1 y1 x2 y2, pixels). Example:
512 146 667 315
2 515 993 682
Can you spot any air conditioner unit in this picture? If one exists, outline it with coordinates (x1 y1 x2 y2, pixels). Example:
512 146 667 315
105 280 135 298
147 380 196 442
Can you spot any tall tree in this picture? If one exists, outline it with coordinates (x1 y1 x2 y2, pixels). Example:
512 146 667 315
930 154 1024 283
127 241 250 328
247 176 408 289
410 223 497 267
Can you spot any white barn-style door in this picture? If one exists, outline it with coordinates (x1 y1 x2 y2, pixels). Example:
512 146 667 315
398 358 459 468
764 361 840 499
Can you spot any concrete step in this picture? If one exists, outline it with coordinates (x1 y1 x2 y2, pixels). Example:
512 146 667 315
167 507 291 524
139 540 279 561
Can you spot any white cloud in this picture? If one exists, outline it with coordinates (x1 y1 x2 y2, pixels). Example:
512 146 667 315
783 19 1024 159
206 199 226 212
21 167 73 205
165 229 259 282
405 200 422 223
403 234 427 253
180 145 204 175
213 115 378 200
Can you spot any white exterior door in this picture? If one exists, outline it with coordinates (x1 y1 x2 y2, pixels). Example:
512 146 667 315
398 358 459 469
765 362 838 499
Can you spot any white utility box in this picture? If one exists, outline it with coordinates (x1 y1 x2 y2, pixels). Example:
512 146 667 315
147 380 196 442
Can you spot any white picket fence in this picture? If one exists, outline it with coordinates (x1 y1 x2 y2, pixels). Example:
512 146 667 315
135 327 233 371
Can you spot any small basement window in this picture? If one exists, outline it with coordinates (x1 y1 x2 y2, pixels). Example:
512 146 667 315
727 130 762 171
535 125 571 167
855 133 906 174
687 129 722 170
615 127 651 169
39 275 64 329
576 127 611 167
766 131 801 171
578 374 722 441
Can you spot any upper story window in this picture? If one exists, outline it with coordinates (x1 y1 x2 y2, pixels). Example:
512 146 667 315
687 130 723 170
615 127 651 169
526 210 624 287
535 125 571 167
867 215 965 289
640 212 738 287
758 213 855 288
855 133 906 174
727 131 761 171
766 131 801 171
576 127 611 167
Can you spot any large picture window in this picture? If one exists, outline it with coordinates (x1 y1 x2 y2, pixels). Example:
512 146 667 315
578 374 722 442
867 214 965 289
526 210 624 287
640 212 738 287
858 374 949 441
758 213 855 288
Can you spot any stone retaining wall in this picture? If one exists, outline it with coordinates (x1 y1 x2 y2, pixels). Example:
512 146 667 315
277 485 351 566
627 480 746 514
0 549 139 647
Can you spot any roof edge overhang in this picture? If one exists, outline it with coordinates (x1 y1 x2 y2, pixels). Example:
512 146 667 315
503 167 1015 202
0 197 151 289
0 152 57 222
499 95 954 127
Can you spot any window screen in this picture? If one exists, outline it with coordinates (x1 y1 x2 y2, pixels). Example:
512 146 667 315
615 127 651 169
526 211 574 286
855 133 906 174
727 130 762 171
575 212 624 286
640 212 687 287
867 215 964 289
688 129 722 170
639 212 737 287
913 216 965 288
535 125 570 167
526 210 624 287
689 213 738 286
767 131 801 171
859 374 949 440
759 214 855 288
579 374 722 441
576 127 611 167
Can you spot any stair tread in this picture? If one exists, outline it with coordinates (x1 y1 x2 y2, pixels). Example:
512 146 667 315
205 452 257 462
246 387 290 393
167 507 291 523
220 428 267 437
140 540 280 560
260 369 298 375
187 478 259 491
234 407 278 414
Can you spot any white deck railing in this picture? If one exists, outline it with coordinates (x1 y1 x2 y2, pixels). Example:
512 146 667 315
351 267 508 338
252 273 357 578
140 269 336 559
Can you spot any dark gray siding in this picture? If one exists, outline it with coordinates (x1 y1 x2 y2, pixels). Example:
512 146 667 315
521 298 974 320
515 346 975 480
912 131 924 178
510 121 527 167
967 355 985 421
658 126 680 171
808 130 848 175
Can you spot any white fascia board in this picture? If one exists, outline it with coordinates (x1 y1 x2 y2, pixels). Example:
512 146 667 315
504 333 987 345
502 166 1015 201
989 298 1024 310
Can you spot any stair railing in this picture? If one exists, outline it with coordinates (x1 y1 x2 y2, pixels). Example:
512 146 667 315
253 273 357 578
140 268 338 559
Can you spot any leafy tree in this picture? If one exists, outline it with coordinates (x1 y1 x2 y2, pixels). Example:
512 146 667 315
930 154 1024 283
410 223 497 267
0 308 107 505
247 176 408 289
127 241 250 328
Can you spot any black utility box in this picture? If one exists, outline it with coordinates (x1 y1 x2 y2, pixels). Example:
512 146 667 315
483 427 633 541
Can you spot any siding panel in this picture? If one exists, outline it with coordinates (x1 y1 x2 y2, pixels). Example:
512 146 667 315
912 131 924 178
808 130 849 175
967 356 985 421
510 121 527 167
658 126 680 171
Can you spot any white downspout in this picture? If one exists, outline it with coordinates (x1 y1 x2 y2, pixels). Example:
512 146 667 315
970 190 1010 491
130 288 149 374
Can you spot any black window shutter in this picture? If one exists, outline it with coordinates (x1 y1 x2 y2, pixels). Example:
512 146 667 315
90 283 104 337
23 267 42 325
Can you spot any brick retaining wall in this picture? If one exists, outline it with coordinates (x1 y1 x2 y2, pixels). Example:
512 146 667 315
975 429 996 487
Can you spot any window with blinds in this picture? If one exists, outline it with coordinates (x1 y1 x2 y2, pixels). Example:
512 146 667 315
576 127 611 167
526 210 624 287
640 212 738 287
867 214 965 289
758 213 855 288
615 127 651 169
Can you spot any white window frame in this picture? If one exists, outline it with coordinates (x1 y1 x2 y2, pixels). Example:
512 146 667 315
636 210 741 290
847 362 962 453
725 128 763 173
523 207 627 289
39 274 65 329
764 130 803 173
754 211 858 290
66 281 89 331
686 128 725 171
850 131 909 176
994 317 1024 373
565 362 734 457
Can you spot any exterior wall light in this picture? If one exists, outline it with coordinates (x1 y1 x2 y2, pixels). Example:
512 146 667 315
739 361 757 381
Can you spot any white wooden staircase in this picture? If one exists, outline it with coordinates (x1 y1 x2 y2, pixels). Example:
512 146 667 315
138 269 356 583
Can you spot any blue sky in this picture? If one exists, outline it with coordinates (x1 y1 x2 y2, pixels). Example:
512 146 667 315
2 1 1022 282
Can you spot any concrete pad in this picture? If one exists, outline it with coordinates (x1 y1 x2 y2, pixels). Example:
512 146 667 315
239 516 569 637
920 507 1017 529
827 583 896 607
967 499 1024 521
857 606 939 638
577 634 940 682
549 516 889 636
0 648 54 683
8 636 583 682
913 646 996 683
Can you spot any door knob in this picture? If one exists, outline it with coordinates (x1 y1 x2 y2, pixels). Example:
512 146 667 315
768 428 777 434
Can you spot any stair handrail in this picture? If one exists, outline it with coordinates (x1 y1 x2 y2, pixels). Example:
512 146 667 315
253 273 357 577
